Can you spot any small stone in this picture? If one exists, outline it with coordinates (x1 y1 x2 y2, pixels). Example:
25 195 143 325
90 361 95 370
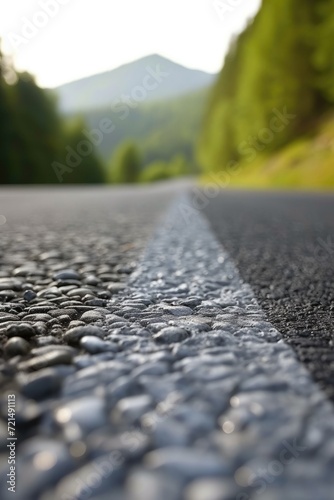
63 325 104 345
80 336 117 354
54 396 106 434
107 283 126 294
6 323 36 339
0 277 22 291
12 438 75 499
4 337 31 357
162 305 193 316
84 275 100 286
67 288 93 298
23 290 37 302
154 327 189 344
185 479 238 500
18 349 74 371
113 395 153 424
0 314 18 323
18 367 65 400
53 269 80 281
23 313 52 322
132 362 169 377
30 345 76 357
35 336 61 346
80 310 104 323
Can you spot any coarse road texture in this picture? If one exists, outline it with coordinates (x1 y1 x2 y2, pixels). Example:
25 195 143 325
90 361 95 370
0 183 333 500
202 190 334 400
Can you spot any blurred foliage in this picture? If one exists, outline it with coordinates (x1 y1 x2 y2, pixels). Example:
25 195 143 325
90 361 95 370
201 113 334 189
60 119 105 184
198 0 334 187
108 141 141 183
79 88 208 169
0 43 104 184
139 154 191 183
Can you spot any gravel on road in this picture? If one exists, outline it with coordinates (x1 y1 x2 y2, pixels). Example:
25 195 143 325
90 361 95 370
0 188 333 500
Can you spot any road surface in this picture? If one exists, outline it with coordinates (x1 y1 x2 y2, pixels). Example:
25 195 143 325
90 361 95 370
0 182 333 500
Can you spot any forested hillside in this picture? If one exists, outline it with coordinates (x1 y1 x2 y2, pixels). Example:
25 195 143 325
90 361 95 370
0 44 104 184
198 0 334 188
81 88 208 168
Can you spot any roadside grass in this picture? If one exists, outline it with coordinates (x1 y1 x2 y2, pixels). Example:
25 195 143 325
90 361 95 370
201 114 334 190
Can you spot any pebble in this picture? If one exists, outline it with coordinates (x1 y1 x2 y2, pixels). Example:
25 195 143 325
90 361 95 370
23 313 52 322
84 275 100 286
4 337 31 357
63 325 104 345
132 362 169 377
67 288 93 298
80 310 104 323
0 314 18 323
80 336 117 354
0 277 22 290
17 367 70 400
35 336 61 346
23 289 37 302
54 396 106 434
6 323 36 339
153 327 189 344
18 349 74 371
113 395 153 424
53 269 80 281
162 305 193 316
107 283 127 293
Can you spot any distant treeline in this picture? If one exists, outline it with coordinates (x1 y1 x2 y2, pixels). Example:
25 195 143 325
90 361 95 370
0 45 104 184
0 43 199 185
198 0 334 174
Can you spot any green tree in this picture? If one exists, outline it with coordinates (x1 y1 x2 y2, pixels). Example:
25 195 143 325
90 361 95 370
0 43 17 183
57 119 105 184
108 142 141 183
198 0 334 177
140 160 170 183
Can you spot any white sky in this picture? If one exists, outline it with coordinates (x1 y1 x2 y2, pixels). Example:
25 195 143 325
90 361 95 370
0 0 261 88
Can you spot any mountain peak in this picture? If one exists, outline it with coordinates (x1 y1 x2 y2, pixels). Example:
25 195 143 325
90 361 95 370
55 55 216 114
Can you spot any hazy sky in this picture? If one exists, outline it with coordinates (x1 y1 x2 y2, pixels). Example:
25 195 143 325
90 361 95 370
0 0 261 88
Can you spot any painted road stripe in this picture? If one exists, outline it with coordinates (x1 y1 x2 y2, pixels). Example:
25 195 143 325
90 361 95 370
121 196 334 500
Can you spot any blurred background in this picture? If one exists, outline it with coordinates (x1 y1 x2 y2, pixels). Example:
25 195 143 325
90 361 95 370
0 0 333 188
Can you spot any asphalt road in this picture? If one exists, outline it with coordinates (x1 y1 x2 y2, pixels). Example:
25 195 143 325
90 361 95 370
0 183 334 499
201 190 334 400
